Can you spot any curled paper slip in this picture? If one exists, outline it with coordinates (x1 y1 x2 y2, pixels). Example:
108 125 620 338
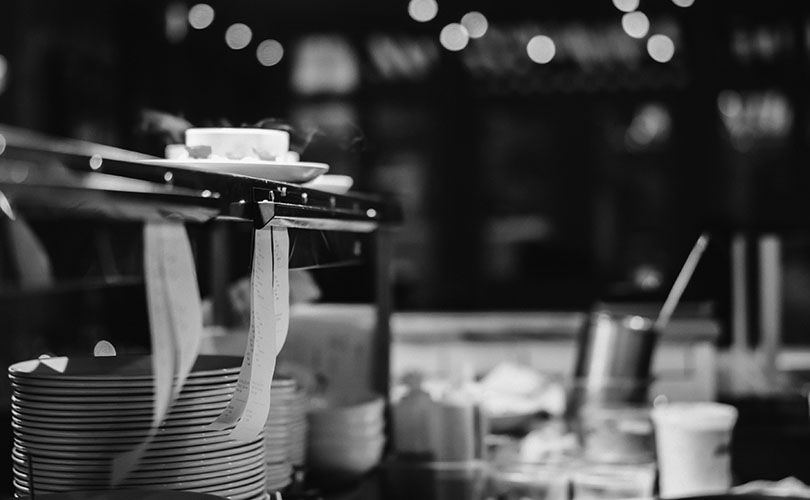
211 227 290 441
112 222 204 485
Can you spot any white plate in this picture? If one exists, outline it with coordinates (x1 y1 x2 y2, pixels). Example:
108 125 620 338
9 355 242 381
203 475 267 498
12 423 232 443
12 410 223 428
12 393 232 411
13 439 264 467
13 441 264 470
10 378 238 394
13 446 264 478
138 159 329 183
302 175 354 194
11 485 231 500
14 434 261 458
13 385 235 404
13 462 264 489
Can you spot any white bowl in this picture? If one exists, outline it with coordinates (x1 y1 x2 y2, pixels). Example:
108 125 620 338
308 432 385 450
308 436 386 475
185 128 290 161
308 394 385 428
308 419 385 440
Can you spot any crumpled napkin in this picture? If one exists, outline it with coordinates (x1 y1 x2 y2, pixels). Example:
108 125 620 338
732 477 810 498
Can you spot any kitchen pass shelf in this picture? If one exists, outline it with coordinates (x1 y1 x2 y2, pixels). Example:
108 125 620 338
0 124 402 233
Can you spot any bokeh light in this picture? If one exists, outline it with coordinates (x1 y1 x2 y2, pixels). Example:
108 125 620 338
612 0 640 13
408 0 438 23
257 39 284 67
718 90 743 118
89 155 103 170
621 11 650 39
188 3 215 30
647 34 675 63
527 35 556 64
165 3 189 43
461 12 488 39
0 55 8 96
672 0 696 7
439 23 470 52
225 23 252 50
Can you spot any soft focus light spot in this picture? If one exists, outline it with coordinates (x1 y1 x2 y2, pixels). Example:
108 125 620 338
461 12 488 39
0 134 5 155
672 0 695 7
225 23 252 50
257 39 284 67
612 0 640 13
653 394 669 407
647 34 675 63
408 0 438 23
718 90 743 118
165 2 188 43
439 23 470 52
201 189 213 198
633 263 663 290
188 4 215 30
0 55 8 95
628 315 648 330
89 155 103 170
622 12 650 39
366 208 378 218
527 35 556 64
9 164 28 183
164 171 174 182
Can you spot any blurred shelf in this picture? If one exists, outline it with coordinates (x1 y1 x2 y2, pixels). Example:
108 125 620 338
0 124 402 232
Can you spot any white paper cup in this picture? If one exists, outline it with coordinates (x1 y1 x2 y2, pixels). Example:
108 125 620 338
651 402 738 498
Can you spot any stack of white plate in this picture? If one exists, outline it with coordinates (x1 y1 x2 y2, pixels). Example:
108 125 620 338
9 355 277 500
263 377 307 490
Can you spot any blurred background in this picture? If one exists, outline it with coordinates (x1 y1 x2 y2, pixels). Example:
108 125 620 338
5 0 810 493
3 0 810 341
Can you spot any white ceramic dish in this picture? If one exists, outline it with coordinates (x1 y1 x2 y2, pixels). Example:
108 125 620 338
13 385 235 404
14 433 262 458
13 446 264 477
10 377 238 394
138 159 328 183
185 127 290 161
9 355 242 381
12 393 232 411
12 423 231 443
13 439 263 466
13 462 263 489
303 174 354 194
11 487 228 500
11 410 222 428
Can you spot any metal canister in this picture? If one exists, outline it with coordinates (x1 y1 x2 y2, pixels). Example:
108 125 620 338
568 311 659 417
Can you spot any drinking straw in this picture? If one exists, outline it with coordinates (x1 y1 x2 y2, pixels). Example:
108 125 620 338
654 232 711 331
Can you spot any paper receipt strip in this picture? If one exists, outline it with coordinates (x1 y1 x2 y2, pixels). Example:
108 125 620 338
211 226 290 441
112 222 204 484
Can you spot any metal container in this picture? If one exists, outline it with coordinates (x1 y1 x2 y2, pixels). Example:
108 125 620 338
568 311 659 418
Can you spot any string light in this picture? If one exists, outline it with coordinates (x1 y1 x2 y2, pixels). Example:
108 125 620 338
257 39 284 67
647 34 675 63
440 23 469 51
621 11 650 39
188 3 215 30
408 0 438 23
225 23 252 50
527 35 556 64
461 12 488 39
612 0 640 13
